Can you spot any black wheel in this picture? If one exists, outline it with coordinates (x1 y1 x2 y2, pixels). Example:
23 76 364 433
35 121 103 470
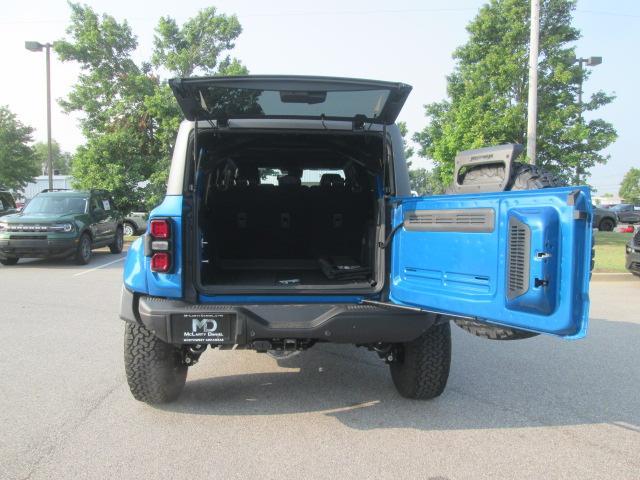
123 222 136 237
109 227 124 254
75 233 92 265
124 323 187 404
451 162 565 340
598 218 615 232
390 322 451 400
0 257 19 266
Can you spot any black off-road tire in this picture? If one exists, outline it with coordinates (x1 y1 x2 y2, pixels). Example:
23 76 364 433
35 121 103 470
390 321 451 400
109 226 124 254
447 162 559 194
598 218 615 232
453 318 537 340
0 257 19 266
506 162 560 191
452 162 564 341
124 323 187 404
75 233 92 265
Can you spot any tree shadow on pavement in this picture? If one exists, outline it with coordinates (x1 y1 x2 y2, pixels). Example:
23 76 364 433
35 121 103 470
157 317 640 432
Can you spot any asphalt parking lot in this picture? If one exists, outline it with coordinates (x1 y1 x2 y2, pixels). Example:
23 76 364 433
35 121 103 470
1 249 639 480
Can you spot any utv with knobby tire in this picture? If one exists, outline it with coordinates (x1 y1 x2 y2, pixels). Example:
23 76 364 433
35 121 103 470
120 75 593 404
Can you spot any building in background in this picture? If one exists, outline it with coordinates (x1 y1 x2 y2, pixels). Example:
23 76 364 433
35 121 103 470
19 175 73 200
592 194 622 207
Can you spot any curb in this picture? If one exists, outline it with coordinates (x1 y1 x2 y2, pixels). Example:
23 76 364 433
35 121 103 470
591 272 637 282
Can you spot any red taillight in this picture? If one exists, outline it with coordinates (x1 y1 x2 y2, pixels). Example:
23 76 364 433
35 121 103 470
150 219 170 239
148 218 172 272
151 252 171 272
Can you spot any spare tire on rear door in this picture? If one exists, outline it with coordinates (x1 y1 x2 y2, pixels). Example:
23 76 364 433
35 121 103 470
449 159 564 340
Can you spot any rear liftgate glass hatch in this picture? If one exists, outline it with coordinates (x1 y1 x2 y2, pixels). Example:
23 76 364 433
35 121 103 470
170 75 412 294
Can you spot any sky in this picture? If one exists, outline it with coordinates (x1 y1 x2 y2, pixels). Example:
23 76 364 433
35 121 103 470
1 0 638 194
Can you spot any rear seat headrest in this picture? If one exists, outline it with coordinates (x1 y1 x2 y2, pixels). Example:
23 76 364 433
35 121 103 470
236 165 260 187
278 175 301 187
320 173 345 188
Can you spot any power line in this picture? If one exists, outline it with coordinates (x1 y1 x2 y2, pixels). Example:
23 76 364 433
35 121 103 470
240 7 477 17
2 7 639 26
577 9 640 19
0 8 476 25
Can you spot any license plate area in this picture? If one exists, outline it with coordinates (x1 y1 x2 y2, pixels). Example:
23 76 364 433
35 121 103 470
171 312 236 344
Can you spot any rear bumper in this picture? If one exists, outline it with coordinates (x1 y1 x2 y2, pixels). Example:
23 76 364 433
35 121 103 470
0 237 77 258
120 288 437 345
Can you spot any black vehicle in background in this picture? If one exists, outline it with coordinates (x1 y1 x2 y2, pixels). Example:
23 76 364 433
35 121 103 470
592 205 618 231
0 191 18 217
626 229 640 276
611 204 640 224
123 210 148 237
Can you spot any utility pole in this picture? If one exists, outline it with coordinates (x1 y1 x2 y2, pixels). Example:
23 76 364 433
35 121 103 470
526 0 540 166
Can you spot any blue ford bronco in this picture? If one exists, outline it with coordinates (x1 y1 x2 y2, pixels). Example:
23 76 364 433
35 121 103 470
120 76 593 404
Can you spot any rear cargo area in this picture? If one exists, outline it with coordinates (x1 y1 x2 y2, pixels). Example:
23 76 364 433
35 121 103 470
195 130 384 292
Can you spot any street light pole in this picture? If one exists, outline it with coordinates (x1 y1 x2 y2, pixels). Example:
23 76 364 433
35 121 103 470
573 56 602 185
45 43 53 191
25 41 54 190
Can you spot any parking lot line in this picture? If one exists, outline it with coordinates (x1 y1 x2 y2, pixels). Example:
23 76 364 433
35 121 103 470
72 256 125 277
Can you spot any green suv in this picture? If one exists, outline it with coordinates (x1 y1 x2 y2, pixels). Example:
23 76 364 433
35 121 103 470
0 189 124 266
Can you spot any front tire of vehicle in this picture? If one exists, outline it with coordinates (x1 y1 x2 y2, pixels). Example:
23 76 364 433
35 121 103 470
109 227 124 254
0 257 19 266
598 218 615 232
75 233 92 265
390 321 451 400
124 323 187 404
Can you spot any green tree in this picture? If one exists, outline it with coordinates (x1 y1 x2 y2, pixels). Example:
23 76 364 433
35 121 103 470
408 168 446 195
619 168 640 204
33 140 73 175
398 121 445 194
414 0 617 187
0 106 39 190
152 7 245 77
397 121 415 164
55 3 156 211
55 3 247 211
